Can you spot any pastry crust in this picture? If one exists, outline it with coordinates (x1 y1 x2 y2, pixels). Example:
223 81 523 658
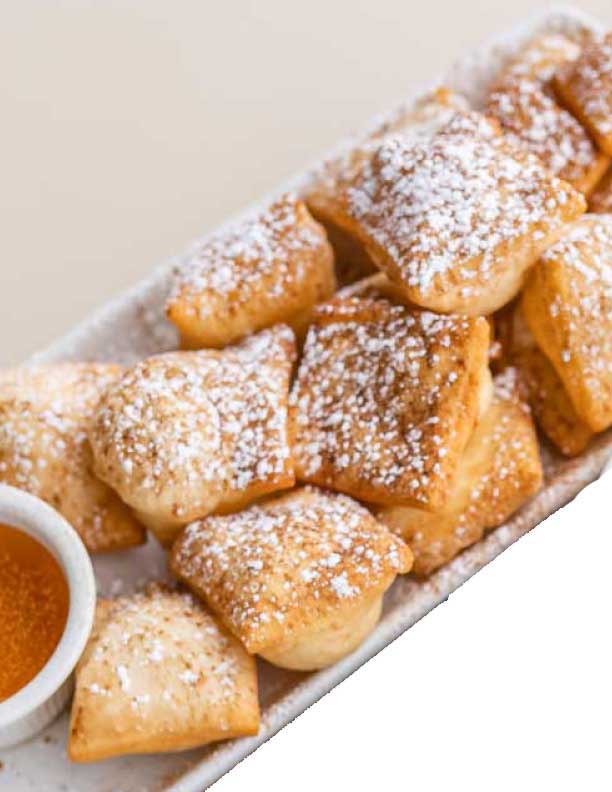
288 296 491 510
554 33 612 156
68 584 259 762
500 306 594 456
313 111 586 315
166 194 336 349
0 364 145 553
377 369 543 577
304 88 469 285
521 215 612 432
89 325 296 546
487 35 609 193
170 487 412 670
589 165 612 213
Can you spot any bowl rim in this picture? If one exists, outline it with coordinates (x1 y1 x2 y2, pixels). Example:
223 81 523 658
0 484 96 728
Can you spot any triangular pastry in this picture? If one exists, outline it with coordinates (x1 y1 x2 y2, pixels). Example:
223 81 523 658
89 325 296 546
0 364 145 553
171 486 412 671
68 584 259 762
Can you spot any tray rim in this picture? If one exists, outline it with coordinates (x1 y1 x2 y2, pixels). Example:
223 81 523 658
17 5 612 791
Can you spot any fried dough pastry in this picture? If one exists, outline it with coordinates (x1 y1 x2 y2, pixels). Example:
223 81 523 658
288 296 491 510
313 111 586 315
589 165 612 213
171 487 412 671
68 584 259 762
554 32 612 156
166 194 335 349
305 88 469 285
377 369 543 577
501 306 594 456
487 34 609 193
0 364 145 553
89 325 296 547
522 215 612 432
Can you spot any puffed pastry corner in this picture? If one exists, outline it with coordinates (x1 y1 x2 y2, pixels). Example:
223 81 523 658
0 364 145 553
68 584 259 762
88 324 296 547
553 32 612 156
170 487 412 671
289 295 491 511
166 193 336 349
521 215 612 433
377 369 543 577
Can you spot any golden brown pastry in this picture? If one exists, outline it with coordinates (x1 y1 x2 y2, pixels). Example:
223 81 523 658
68 584 259 762
289 296 491 511
377 369 543 576
589 165 612 213
501 306 594 456
522 215 612 433
308 111 586 315
89 325 296 547
166 194 336 349
171 487 412 671
487 34 609 193
305 88 470 285
554 32 612 156
0 364 145 553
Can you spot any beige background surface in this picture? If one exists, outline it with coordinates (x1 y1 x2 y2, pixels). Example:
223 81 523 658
1 1 609 366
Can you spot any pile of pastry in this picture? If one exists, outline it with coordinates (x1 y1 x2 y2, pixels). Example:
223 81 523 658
2 30 612 762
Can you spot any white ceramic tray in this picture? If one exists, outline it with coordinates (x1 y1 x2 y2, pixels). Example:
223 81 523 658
1 7 610 791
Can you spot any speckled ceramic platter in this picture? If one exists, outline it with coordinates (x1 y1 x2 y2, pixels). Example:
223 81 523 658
1 7 610 791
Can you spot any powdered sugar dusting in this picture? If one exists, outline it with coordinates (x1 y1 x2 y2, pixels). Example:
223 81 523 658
342 112 577 297
171 487 412 654
289 296 488 507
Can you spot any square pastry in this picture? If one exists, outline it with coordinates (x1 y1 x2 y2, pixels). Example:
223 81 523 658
499 306 594 456
68 584 259 762
554 32 612 156
289 297 491 510
0 364 145 553
89 325 296 546
314 111 585 315
377 369 543 576
487 34 609 193
171 486 413 671
304 88 469 285
166 194 336 349
521 215 612 432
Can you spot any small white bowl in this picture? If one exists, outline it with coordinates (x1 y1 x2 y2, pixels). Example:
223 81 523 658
0 484 96 749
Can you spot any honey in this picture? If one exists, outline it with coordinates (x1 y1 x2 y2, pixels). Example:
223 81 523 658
0 524 69 702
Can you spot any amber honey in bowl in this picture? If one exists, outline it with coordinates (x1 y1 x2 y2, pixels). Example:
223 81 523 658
0 523 69 703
